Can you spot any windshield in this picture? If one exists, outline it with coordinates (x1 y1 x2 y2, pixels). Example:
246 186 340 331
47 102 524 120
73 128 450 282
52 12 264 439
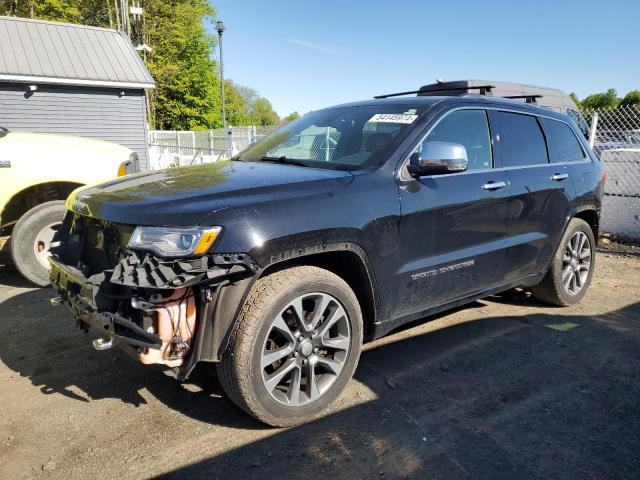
236 105 427 170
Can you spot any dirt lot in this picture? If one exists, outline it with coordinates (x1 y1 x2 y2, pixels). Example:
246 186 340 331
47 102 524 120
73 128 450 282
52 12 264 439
1 250 639 479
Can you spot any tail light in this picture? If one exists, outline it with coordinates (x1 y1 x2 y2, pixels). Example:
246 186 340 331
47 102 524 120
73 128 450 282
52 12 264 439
601 170 608 184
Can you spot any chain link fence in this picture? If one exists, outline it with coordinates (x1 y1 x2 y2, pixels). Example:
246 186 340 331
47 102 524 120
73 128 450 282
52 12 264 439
148 126 277 169
583 106 640 240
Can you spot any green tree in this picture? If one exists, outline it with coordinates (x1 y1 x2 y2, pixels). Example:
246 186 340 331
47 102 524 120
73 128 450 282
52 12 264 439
253 97 279 126
237 85 258 125
581 88 621 109
0 0 80 21
142 0 220 130
282 111 300 124
569 93 582 109
76 0 114 28
224 80 252 126
620 90 640 108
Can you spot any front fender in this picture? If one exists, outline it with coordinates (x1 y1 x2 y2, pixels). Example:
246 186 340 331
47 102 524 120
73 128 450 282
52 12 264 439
203 237 380 366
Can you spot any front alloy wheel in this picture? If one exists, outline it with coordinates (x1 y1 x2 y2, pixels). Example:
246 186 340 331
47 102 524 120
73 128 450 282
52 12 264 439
217 266 362 427
261 292 351 406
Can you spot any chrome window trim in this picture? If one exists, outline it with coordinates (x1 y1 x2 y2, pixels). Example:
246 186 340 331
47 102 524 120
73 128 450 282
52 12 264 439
398 106 590 181
398 159 590 180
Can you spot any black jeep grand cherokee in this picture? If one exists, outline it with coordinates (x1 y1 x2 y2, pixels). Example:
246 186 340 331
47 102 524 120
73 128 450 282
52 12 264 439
50 94 604 426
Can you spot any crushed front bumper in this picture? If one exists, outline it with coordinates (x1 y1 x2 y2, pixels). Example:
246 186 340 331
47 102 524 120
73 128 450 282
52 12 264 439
49 256 163 351
50 247 260 374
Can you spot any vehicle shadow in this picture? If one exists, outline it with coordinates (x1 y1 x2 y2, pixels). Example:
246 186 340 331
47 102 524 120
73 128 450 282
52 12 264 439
1 268 639 478
0 249 36 289
158 301 640 479
0 269 262 430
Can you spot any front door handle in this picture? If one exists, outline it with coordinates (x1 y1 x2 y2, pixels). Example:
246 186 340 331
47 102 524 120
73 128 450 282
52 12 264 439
482 181 507 190
551 173 569 181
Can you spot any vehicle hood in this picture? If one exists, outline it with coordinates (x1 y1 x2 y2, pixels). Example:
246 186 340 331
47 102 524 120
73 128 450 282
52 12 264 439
70 160 354 225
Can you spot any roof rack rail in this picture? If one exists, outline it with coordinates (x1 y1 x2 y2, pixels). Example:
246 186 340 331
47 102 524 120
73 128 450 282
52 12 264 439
503 94 543 103
375 84 495 99
374 90 422 99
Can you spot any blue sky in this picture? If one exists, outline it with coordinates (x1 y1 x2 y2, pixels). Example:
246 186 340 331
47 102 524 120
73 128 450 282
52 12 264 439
209 0 640 117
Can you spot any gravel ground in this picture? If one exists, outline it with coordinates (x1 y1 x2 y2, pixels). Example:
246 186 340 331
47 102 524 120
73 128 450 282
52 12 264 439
1 249 639 479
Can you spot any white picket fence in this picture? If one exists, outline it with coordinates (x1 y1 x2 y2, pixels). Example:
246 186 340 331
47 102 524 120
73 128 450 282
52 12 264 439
147 126 277 170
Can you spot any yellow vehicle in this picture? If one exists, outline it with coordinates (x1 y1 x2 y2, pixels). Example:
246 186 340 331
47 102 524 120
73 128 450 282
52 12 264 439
0 127 138 285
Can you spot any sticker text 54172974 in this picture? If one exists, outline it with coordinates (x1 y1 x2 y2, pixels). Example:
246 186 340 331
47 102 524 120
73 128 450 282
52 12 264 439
368 113 418 124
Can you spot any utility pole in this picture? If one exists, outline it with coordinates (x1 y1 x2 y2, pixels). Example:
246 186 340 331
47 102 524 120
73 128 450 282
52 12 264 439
216 20 227 128
120 0 130 37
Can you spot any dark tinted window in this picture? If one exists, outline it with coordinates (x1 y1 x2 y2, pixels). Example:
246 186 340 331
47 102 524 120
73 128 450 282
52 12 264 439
422 109 492 170
494 111 548 167
542 118 586 163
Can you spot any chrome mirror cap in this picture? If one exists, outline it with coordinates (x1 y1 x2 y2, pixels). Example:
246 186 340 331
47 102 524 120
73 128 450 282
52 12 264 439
408 141 468 176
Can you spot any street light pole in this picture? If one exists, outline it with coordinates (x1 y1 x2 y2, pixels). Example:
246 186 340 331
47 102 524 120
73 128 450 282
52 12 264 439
216 20 226 128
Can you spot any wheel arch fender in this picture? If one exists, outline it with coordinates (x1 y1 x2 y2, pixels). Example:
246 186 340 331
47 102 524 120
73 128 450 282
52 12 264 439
202 239 380 365
561 204 600 246
256 241 380 340
572 206 600 242
540 204 600 276
1 181 83 230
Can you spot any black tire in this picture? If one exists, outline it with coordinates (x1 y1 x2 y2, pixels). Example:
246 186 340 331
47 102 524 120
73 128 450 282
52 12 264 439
217 266 363 427
531 218 596 306
10 200 66 287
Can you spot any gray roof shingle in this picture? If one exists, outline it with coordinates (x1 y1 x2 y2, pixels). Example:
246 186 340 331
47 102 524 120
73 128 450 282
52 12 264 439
0 16 155 89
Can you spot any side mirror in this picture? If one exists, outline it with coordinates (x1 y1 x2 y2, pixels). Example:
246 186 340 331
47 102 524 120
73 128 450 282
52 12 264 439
407 141 468 177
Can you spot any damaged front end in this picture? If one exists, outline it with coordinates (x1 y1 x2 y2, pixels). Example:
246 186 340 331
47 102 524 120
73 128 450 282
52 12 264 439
49 211 259 378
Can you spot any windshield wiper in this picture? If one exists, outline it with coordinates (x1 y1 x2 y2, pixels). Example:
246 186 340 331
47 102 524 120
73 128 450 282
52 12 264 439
259 155 314 167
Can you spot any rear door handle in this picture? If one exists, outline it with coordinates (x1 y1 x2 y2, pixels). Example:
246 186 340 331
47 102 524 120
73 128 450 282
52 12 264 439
482 181 507 190
551 173 569 181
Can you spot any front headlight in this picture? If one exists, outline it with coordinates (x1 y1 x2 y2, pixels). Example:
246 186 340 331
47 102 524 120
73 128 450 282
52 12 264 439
128 226 222 257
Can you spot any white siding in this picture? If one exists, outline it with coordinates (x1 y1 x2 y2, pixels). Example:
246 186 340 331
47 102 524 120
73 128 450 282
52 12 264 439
0 83 149 169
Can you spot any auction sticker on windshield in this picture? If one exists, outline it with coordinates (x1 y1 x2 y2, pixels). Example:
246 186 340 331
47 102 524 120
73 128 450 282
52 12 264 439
368 113 418 124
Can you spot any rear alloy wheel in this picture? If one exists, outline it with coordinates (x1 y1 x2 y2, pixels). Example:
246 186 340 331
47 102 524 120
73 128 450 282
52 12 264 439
561 231 592 296
531 218 595 306
10 201 66 286
217 266 362 427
